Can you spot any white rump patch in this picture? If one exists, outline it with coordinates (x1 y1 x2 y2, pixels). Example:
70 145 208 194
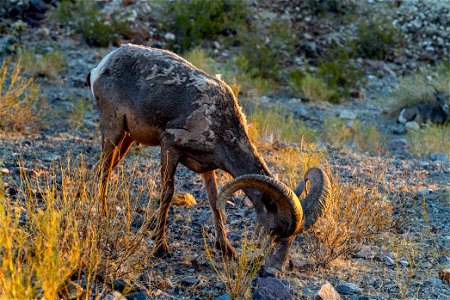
398 108 407 124
90 48 119 98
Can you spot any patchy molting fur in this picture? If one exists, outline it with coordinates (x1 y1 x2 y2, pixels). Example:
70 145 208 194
90 43 264 174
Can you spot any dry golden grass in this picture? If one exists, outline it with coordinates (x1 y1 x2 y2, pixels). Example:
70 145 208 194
203 229 272 299
299 158 402 266
0 157 158 299
19 50 66 80
248 105 316 146
0 59 44 133
269 141 325 190
322 117 384 154
407 124 450 158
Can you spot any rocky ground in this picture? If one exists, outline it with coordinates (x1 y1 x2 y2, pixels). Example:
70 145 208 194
1 0 449 299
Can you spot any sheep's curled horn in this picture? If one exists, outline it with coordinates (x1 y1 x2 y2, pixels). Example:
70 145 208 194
216 167 331 237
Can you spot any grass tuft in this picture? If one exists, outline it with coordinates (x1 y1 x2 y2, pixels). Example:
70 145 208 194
322 118 384 154
19 49 66 79
407 124 449 158
248 105 316 145
203 229 272 299
0 59 44 133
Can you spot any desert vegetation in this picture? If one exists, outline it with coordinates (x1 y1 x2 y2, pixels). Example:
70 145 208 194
0 0 449 299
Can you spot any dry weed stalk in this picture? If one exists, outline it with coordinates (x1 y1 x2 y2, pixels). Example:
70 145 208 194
0 156 158 299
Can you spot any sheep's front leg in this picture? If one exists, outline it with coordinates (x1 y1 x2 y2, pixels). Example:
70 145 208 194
202 171 237 257
153 143 180 257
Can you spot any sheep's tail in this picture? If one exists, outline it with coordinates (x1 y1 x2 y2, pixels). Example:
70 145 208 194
86 71 91 88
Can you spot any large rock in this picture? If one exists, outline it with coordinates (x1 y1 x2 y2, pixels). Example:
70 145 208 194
252 277 294 300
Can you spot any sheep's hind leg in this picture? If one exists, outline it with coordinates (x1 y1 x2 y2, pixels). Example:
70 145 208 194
99 131 134 208
202 170 237 258
152 141 180 258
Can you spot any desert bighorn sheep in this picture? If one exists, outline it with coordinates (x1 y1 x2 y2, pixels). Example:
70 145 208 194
88 44 331 273
398 91 449 125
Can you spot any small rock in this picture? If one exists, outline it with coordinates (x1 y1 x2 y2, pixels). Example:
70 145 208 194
253 277 294 300
131 214 145 228
35 27 49 38
384 254 395 267
392 125 406 135
430 153 448 162
1 168 10 174
338 110 358 120
171 192 196 207
405 121 420 130
164 32 175 41
437 256 448 265
126 292 151 300
349 295 377 300
314 282 341 300
355 245 376 260
215 294 230 300
336 282 362 295
43 154 60 162
58 280 84 300
399 258 409 267
388 138 408 153
424 278 442 285
439 269 450 283
110 291 127 300
156 278 174 290
180 276 200 287
289 258 315 271
417 188 433 198
112 279 127 292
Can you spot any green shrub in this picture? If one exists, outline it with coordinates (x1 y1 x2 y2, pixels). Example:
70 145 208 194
161 0 250 51
288 70 336 102
356 16 403 60
318 44 363 101
306 0 356 16
238 19 295 81
52 0 131 47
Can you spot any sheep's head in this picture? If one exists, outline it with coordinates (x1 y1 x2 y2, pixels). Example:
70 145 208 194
216 167 331 274
434 91 449 113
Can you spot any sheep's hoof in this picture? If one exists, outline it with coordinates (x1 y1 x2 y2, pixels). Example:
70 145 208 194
154 242 172 258
215 240 237 258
